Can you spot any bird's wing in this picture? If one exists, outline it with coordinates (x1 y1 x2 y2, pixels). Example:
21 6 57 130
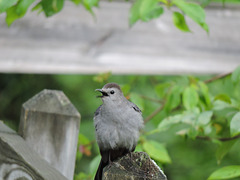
94 105 102 131
129 101 142 114
94 104 102 116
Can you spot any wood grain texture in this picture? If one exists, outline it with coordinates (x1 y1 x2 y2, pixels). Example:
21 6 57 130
0 2 239 74
103 152 167 180
0 122 68 180
18 89 80 180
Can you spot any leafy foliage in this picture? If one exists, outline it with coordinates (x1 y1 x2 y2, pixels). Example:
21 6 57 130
143 140 171 163
208 165 240 180
172 0 209 33
172 11 191 32
230 112 240 137
0 0 214 32
129 0 164 26
2 0 239 32
0 1 239 179
41 0 64 17
5 0 35 26
0 0 18 13
1 66 240 180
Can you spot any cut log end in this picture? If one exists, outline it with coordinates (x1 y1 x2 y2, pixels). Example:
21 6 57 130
103 152 167 180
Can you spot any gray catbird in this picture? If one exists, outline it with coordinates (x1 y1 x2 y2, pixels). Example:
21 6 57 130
94 83 144 180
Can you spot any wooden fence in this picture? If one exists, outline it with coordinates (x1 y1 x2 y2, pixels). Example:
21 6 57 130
0 89 80 180
0 89 167 180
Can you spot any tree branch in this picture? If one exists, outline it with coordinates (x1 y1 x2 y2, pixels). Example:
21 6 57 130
196 134 240 142
144 102 165 124
204 72 232 84
139 95 164 104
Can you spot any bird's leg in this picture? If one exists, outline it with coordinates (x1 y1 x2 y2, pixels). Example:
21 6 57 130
128 151 131 158
108 151 113 166
128 151 133 161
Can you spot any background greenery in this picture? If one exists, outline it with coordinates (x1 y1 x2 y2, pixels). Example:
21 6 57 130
1 0 240 179
1 69 240 180
2 0 239 32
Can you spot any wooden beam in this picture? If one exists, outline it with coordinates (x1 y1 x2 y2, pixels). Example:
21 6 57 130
0 1 239 74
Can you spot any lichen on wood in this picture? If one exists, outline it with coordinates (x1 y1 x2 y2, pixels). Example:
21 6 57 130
103 152 167 180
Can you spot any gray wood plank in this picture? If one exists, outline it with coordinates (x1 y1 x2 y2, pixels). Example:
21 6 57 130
0 122 68 180
0 1 239 74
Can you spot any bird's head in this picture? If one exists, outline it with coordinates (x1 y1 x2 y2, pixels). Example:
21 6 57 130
95 83 125 102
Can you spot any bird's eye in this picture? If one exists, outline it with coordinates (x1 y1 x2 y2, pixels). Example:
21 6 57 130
110 90 115 94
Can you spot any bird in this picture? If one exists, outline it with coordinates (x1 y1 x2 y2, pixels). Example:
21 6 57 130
94 82 144 180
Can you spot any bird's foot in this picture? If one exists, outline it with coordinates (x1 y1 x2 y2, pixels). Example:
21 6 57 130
128 152 133 160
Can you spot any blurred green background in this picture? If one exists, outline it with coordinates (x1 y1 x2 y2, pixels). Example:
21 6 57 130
1 73 240 180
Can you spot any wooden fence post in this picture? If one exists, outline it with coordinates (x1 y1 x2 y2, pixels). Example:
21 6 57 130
0 121 68 180
103 152 168 180
18 89 80 180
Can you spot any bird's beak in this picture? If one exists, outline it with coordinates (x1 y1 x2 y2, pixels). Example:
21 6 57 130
95 89 108 98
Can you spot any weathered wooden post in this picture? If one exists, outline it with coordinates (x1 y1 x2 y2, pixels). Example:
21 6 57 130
103 152 167 180
18 89 80 180
0 121 68 180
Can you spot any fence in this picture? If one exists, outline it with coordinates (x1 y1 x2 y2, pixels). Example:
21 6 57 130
0 89 167 180
0 89 80 180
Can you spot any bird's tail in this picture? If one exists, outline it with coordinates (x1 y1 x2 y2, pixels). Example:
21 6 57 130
94 158 107 180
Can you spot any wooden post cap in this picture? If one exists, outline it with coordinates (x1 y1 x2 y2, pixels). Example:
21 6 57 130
103 152 167 180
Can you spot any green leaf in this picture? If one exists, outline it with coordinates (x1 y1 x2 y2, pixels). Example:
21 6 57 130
5 0 35 26
42 0 64 17
16 0 34 15
82 0 98 14
176 128 189 136
158 114 182 132
129 0 164 26
6 5 22 26
143 140 171 163
155 82 171 98
214 94 231 104
181 111 198 124
188 126 198 139
230 112 240 137
197 111 213 126
0 0 18 13
203 124 212 135
130 93 144 111
183 86 199 110
31 2 42 13
231 66 240 84
76 150 83 161
216 140 237 164
89 155 101 174
164 85 182 112
172 11 191 32
172 0 209 33
198 81 211 107
135 144 143 152
208 165 240 180
213 100 231 111
71 0 82 5
74 172 92 180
